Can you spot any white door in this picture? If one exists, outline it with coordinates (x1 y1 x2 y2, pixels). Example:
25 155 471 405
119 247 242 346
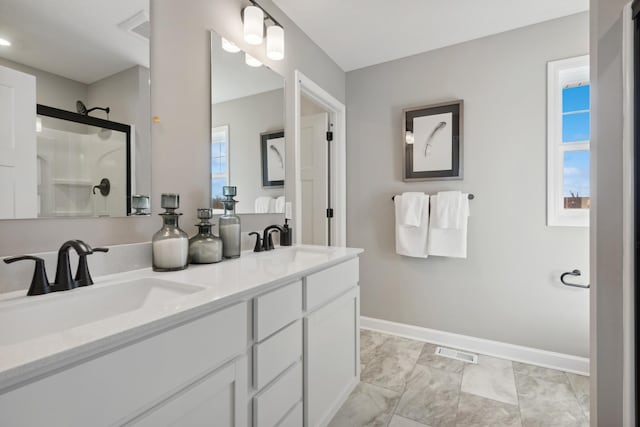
0 65 37 219
300 112 328 245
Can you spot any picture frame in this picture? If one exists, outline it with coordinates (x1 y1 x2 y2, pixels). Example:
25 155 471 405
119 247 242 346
402 100 463 181
261 130 285 187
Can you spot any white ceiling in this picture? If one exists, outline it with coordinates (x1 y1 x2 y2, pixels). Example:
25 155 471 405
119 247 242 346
211 32 284 104
272 0 589 71
0 0 149 84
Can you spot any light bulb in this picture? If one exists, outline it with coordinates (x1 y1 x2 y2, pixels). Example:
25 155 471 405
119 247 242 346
266 26 284 60
221 37 240 53
245 53 262 67
243 6 264 45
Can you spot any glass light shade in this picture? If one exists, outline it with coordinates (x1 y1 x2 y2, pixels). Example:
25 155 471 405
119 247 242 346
221 37 240 53
243 6 264 45
266 26 284 60
245 53 262 67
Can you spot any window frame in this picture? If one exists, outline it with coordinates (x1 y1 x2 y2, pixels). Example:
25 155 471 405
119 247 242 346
547 55 590 227
211 124 230 213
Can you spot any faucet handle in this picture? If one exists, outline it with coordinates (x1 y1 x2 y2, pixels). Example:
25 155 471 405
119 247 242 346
4 255 50 296
249 232 263 252
75 247 109 287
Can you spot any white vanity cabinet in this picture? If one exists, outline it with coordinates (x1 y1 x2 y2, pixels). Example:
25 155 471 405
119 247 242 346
0 302 249 427
304 258 360 427
0 250 362 427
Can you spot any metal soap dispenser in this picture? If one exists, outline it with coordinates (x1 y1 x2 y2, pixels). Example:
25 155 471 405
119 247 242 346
152 193 189 271
219 186 241 259
189 208 223 264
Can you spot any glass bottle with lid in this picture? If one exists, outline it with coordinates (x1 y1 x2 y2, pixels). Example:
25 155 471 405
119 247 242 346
152 193 189 271
189 208 223 264
219 186 241 259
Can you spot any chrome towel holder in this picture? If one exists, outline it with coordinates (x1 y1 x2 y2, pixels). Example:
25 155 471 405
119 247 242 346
391 193 474 201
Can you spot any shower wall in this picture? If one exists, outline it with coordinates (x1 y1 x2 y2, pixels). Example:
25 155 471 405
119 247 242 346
37 127 127 217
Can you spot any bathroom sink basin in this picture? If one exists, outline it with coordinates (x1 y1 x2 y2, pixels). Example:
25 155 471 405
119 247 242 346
0 278 205 346
258 246 334 264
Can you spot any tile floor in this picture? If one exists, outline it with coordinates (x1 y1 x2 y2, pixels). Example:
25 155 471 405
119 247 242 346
329 329 590 427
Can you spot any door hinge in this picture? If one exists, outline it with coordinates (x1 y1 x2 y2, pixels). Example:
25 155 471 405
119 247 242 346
326 208 334 218
326 131 333 142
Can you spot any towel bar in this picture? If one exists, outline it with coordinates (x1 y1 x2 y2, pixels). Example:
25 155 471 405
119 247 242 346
391 193 474 201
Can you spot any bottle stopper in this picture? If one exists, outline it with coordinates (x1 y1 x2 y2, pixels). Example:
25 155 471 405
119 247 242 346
161 193 180 210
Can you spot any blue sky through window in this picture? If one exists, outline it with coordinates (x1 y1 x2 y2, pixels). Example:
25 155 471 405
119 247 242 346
561 85 590 199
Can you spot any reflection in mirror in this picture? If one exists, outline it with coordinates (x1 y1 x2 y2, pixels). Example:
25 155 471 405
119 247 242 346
0 0 151 219
210 31 286 215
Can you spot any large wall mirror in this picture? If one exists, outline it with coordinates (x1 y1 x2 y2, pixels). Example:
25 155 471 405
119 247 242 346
210 31 286 215
0 0 151 219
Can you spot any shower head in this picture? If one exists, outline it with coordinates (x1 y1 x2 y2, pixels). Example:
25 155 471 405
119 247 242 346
76 100 111 117
76 100 88 115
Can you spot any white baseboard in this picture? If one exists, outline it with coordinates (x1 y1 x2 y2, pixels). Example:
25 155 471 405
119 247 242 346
360 316 589 376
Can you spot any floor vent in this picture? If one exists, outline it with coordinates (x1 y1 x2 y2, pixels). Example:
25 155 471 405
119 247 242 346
435 346 478 364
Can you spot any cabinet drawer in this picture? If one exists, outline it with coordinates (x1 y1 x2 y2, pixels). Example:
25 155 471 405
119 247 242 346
305 258 359 310
0 302 248 427
277 402 303 427
254 320 302 389
129 357 247 427
254 280 302 341
254 362 302 427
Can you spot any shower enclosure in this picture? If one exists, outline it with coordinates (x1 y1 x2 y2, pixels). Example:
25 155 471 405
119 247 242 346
36 104 131 217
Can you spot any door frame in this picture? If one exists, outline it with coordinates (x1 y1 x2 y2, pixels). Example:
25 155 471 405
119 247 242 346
293 70 346 246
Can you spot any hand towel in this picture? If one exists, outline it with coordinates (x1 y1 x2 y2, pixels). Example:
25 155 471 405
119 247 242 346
254 197 273 214
432 191 464 229
274 196 286 213
395 194 430 258
427 194 470 258
399 192 426 227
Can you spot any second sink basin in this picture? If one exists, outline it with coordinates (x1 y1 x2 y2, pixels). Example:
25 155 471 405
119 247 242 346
0 278 205 346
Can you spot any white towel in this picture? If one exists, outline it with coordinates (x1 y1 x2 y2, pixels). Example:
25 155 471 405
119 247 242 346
395 194 430 258
254 197 273 213
432 191 463 228
399 192 426 227
274 196 286 213
427 194 470 258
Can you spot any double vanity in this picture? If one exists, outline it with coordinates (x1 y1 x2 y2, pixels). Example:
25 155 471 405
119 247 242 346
0 245 362 427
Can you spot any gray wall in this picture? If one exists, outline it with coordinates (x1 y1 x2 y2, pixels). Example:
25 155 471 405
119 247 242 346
212 89 285 213
346 13 590 357
590 0 628 424
88 66 152 197
0 0 345 256
0 57 87 111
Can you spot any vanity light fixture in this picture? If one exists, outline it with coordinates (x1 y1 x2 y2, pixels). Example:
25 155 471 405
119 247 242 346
243 5 264 45
241 1 285 61
266 25 284 60
36 117 42 133
221 37 241 53
0 38 11 47
245 53 262 67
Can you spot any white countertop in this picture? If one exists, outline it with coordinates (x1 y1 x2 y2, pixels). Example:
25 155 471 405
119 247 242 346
0 245 362 391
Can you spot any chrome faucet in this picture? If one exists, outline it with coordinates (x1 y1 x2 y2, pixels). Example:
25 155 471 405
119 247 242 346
3 240 109 296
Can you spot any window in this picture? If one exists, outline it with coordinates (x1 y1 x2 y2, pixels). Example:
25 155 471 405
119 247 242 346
547 55 590 227
211 125 229 210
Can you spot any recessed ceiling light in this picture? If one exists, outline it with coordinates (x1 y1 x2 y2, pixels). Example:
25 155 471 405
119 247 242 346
0 38 11 47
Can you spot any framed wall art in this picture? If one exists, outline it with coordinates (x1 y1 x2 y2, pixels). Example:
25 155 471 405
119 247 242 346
402 100 463 181
261 130 285 187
